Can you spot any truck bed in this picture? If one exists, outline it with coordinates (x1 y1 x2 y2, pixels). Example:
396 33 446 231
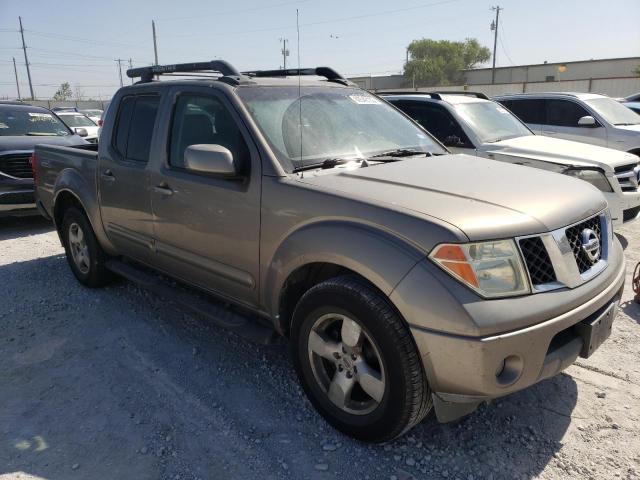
34 143 100 220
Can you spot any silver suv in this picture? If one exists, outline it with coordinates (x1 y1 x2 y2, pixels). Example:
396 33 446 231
494 92 640 155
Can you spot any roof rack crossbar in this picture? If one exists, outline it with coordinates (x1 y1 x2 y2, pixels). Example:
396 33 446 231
430 91 489 100
242 67 348 83
377 91 442 100
127 60 241 83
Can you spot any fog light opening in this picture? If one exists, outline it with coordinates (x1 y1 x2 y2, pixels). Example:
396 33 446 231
495 355 523 386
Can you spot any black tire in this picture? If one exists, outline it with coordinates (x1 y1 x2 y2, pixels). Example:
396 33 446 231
61 207 112 288
291 275 432 442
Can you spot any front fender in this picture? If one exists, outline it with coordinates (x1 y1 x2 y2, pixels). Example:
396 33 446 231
262 220 426 319
53 169 116 254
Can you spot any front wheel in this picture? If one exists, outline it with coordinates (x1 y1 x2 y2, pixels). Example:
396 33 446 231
291 276 432 442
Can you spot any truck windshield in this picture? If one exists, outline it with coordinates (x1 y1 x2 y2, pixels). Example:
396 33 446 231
584 97 640 126
0 107 71 136
454 101 532 143
237 86 445 171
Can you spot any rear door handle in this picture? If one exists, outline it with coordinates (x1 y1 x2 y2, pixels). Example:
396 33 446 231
101 169 115 181
154 183 174 196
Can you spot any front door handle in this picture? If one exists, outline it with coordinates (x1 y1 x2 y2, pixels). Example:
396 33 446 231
154 182 174 196
101 169 115 181
542 130 557 135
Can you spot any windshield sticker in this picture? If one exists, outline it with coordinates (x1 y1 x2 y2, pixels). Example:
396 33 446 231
348 94 382 105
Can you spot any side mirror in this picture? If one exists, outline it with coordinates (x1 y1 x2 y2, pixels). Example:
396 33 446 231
578 115 597 127
184 144 237 177
75 127 88 137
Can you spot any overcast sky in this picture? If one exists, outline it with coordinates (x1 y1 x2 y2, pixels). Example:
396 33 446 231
1 0 639 100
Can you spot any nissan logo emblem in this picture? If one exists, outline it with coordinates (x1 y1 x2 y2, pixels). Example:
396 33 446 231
580 228 601 264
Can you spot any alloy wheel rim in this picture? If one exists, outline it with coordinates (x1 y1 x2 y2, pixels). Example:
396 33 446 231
68 222 90 274
307 313 386 415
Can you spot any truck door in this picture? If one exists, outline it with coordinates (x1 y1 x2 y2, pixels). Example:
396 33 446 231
150 89 261 307
99 93 160 263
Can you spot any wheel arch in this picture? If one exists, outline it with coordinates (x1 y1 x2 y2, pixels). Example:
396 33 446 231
264 220 426 336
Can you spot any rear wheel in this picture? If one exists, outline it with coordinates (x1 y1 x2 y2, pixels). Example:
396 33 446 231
61 207 112 287
291 275 432 442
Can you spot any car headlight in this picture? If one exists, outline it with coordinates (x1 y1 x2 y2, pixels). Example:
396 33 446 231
429 240 530 298
564 168 613 192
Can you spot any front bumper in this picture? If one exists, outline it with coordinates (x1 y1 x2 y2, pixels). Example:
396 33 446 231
393 238 626 422
0 187 37 217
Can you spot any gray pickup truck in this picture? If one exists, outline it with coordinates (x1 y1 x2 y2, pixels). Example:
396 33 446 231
34 61 625 442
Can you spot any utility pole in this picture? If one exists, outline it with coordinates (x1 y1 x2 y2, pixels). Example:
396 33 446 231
115 59 124 87
152 20 159 66
18 16 34 99
280 38 289 69
490 6 502 85
129 58 133 84
12 57 21 100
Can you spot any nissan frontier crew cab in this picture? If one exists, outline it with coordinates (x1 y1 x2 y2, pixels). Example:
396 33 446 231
33 61 625 443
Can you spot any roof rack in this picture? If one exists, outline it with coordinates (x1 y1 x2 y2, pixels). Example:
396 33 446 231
430 91 489 100
377 91 443 100
126 60 244 83
242 67 352 85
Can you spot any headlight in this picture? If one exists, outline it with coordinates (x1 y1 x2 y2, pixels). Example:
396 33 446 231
429 240 530 298
564 168 613 192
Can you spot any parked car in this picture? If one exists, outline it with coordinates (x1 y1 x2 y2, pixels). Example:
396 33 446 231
34 61 624 442
494 92 640 155
79 108 103 124
626 92 640 103
0 101 87 217
55 112 99 143
623 102 640 115
383 92 640 226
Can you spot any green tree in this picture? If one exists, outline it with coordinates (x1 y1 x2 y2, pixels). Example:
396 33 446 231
403 38 491 87
52 82 73 101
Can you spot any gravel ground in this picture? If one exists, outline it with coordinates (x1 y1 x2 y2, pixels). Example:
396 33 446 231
1 215 639 480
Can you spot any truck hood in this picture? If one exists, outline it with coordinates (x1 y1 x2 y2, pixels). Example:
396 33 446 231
298 154 607 241
486 135 638 171
0 135 87 152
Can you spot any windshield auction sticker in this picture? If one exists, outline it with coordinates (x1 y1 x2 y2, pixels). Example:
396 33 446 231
348 94 382 105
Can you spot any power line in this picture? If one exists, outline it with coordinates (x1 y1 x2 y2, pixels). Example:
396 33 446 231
24 29 149 51
155 0 309 22
498 22 515 66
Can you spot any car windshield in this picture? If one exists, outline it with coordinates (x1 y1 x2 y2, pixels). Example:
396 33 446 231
453 101 532 143
237 86 445 171
0 107 71 136
584 97 640 125
61 114 96 127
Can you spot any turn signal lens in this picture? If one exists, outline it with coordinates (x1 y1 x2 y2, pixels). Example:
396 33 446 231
430 240 530 298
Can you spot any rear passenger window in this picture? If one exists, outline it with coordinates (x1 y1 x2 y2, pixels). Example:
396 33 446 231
501 99 545 125
127 96 160 162
545 99 589 127
112 94 160 163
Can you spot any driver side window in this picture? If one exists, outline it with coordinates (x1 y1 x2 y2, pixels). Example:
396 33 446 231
169 94 249 173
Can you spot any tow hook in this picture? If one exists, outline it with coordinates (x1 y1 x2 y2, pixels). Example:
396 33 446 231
633 262 640 304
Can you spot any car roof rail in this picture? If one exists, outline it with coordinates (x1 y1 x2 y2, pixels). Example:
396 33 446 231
430 91 489 100
377 91 443 100
127 60 247 84
242 67 352 86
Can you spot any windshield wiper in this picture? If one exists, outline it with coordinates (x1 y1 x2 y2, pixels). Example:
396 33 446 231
614 123 640 126
293 158 361 173
24 132 58 136
370 148 431 158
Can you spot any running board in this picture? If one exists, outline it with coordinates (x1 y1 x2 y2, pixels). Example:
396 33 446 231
105 259 278 345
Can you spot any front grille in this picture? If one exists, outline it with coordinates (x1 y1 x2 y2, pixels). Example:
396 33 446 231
614 163 640 192
519 237 556 285
565 215 602 274
0 154 32 179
